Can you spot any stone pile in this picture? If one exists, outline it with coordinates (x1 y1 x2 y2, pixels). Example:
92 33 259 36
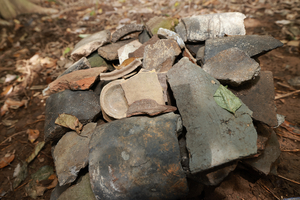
43 12 283 200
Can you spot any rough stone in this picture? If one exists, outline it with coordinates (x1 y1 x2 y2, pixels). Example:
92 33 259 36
175 21 187 42
186 43 205 57
180 12 246 42
128 35 160 58
204 35 283 63
143 39 181 72
53 123 97 186
203 47 260 86
138 28 151 44
288 76 300 88
146 16 179 35
71 30 111 61
230 71 278 127
157 28 185 49
89 113 188 200
157 72 168 103
167 57 257 174
43 67 107 96
87 51 113 70
98 39 135 61
112 24 144 43
50 184 70 200
44 90 101 142
196 46 205 66
58 57 91 79
117 40 142 64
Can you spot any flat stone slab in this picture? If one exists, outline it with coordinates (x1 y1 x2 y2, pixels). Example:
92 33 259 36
146 16 179 35
58 57 91 79
230 71 278 127
53 123 97 186
117 40 142 64
204 35 283 63
44 90 101 142
128 35 160 58
143 39 181 72
167 57 257 174
157 28 185 49
177 12 246 42
89 113 188 200
203 47 260 86
112 24 144 43
87 51 113 70
71 30 111 61
98 39 135 61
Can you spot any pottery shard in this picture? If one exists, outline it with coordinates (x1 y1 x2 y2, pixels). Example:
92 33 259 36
143 39 181 72
98 39 135 61
128 35 160 58
53 123 97 186
157 28 185 49
111 24 144 43
167 57 257 174
203 47 260 87
43 67 107 96
121 70 165 105
44 90 101 142
117 40 142 64
204 35 283 63
58 57 91 79
71 30 111 61
146 16 179 35
180 12 246 42
230 71 278 127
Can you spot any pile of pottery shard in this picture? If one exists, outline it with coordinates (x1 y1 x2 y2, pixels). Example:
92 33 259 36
44 12 284 200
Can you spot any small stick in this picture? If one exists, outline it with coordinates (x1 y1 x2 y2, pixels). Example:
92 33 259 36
277 175 300 185
281 149 300 152
14 179 31 191
276 132 300 142
0 131 26 146
275 90 300 100
259 181 280 200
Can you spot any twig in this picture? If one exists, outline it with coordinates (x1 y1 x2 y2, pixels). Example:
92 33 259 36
7 176 13 191
281 149 300 152
276 132 300 142
0 67 15 72
275 90 300 100
14 179 31 191
277 82 296 90
258 181 280 200
0 131 26 146
25 119 45 127
277 175 300 185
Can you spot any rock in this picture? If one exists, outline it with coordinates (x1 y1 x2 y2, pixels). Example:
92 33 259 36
143 39 181 72
157 72 168 103
288 76 300 88
203 47 260 86
71 30 111 61
128 35 160 59
117 40 142 64
89 113 188 200
43 67 107 96
196 46 205 66
126 99 177 117
179 12 246 42
53 123 97 186
186 43 205 57
175 21 187 42
98 39 135 61
50 184 70 200
87 51 113 70
112 24 144 43
157 28 185 49
204 35 283 63
230 71 278 127
146 16 179 35
44 90 101 142
167 57 257 174
58 57 91 79
121 70 165 105
57 173 96 200
138 28 151 44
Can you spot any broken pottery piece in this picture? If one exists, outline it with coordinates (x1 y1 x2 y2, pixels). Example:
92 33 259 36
146 16 179 35
53 123 97 186
203 47 260 87
167 57 257 174
128 35 160 59
117 40 142 64
43 67 107 96
44 90 101 142
100 58 142 81
71 30 111 61
89 113 188 200
121 70 165 105
138 28 151 44
204 35 283 63
111 24 144 43
100 79 128 119
98 39 135 61
230 71 278 127
179 12 246 42
87 51 113 70
157 28 185 49
143 39 181 72
126 99 177 117
58 57 91 79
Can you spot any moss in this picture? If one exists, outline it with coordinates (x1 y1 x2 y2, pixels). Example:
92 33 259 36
151 17 179 35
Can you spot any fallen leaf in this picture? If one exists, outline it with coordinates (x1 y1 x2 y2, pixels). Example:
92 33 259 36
213 84 242 114
0 153 15 168
55 113 83 133
1 85 13 96
13 162 28 188
27 129 40 143
40 57 57 68
26 141 45 163
63 47 71 56
1 119 18 126
1 98 28 116
5 74 17 83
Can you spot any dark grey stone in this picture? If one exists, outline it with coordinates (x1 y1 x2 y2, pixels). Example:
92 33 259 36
186 43 205 57
204 35 283 63
98 39 135 61
196 46 205 66
112 24 144 43
58 57 91 79
44 90 101 142
138 28 151 44
87 51 113 70
175 21 187 42
167 57 257 174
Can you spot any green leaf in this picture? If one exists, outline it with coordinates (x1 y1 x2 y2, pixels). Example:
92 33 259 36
213 85 242 114
63 47 70 56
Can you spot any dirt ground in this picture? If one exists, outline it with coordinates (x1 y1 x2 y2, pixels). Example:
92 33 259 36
0 0 299 199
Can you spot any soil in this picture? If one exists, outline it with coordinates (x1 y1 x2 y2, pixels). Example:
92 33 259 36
0 0 299 199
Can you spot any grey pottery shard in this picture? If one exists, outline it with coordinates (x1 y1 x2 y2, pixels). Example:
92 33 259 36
204 35 283 63
89 113 188 200
203 47 260 86
230 71 278 127
53 123 97 186
167 57 257 174
98 39 135 61
71 30 111 61
179 12 246 42
111 24 144 43
58 57 91 79
143 39 181 72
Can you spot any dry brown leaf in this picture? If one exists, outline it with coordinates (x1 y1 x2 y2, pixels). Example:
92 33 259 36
46 175 58 189
1 85 13 96
27 129 40 143
0 153 15 168
55 113 83 133
1 98 28 116
40 57 57 68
